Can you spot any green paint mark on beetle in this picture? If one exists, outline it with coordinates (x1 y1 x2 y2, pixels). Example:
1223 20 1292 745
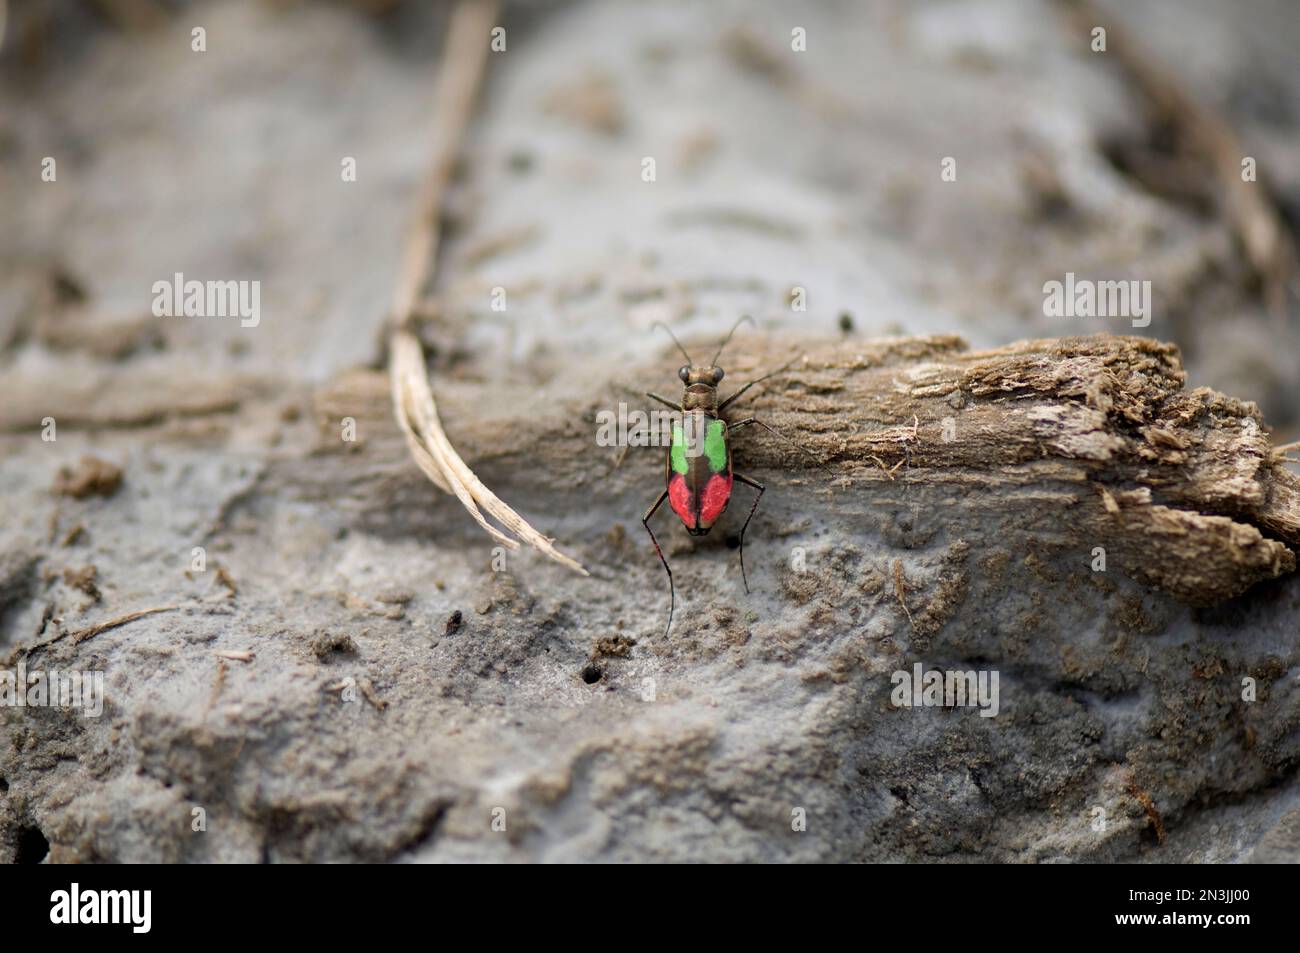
705 419 727 471
670 425 688 474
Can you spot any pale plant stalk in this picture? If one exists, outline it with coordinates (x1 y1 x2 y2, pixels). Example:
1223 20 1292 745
387 0 588 575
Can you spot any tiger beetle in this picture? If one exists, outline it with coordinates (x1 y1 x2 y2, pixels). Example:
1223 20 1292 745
642 317 830 637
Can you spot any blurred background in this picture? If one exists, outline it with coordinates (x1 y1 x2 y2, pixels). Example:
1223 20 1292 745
3 0 1298 438
4 0 1300 865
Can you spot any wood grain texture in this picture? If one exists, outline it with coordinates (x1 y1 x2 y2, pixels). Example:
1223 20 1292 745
310 332 1300 606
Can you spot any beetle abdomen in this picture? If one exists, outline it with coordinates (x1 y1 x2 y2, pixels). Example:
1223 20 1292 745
667 413 732 533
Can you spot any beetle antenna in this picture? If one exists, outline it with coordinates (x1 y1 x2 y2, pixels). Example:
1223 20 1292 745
712 315 755 365
651 321 694 365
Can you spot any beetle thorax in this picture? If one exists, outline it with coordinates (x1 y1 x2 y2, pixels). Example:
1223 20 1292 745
682 383 719 412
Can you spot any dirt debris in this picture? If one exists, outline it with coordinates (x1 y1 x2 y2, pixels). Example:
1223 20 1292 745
310 631 358 660
53 456 123 499
62 565 101 603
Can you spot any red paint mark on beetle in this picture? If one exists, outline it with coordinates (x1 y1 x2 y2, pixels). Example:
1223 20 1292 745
668 474 694 526
699 473 733 527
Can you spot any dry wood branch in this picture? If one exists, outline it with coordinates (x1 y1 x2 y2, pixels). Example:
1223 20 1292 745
9 605 183 662
69 605 180 645
385 0 587 575
321 333 1300 605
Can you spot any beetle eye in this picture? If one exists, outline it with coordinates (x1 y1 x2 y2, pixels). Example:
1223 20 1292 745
712 367 724 384
678 366 691 382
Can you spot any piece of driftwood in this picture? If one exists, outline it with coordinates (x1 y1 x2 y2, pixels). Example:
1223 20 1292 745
316 332 1299 606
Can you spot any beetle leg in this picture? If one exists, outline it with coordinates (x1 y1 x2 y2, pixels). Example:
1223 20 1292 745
646 392 681 412
611 417 674 473
728 417 833 475
733 473 765 594
610 429 658 469
717 356 799 413
642 489 675 637
607 443 632 475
